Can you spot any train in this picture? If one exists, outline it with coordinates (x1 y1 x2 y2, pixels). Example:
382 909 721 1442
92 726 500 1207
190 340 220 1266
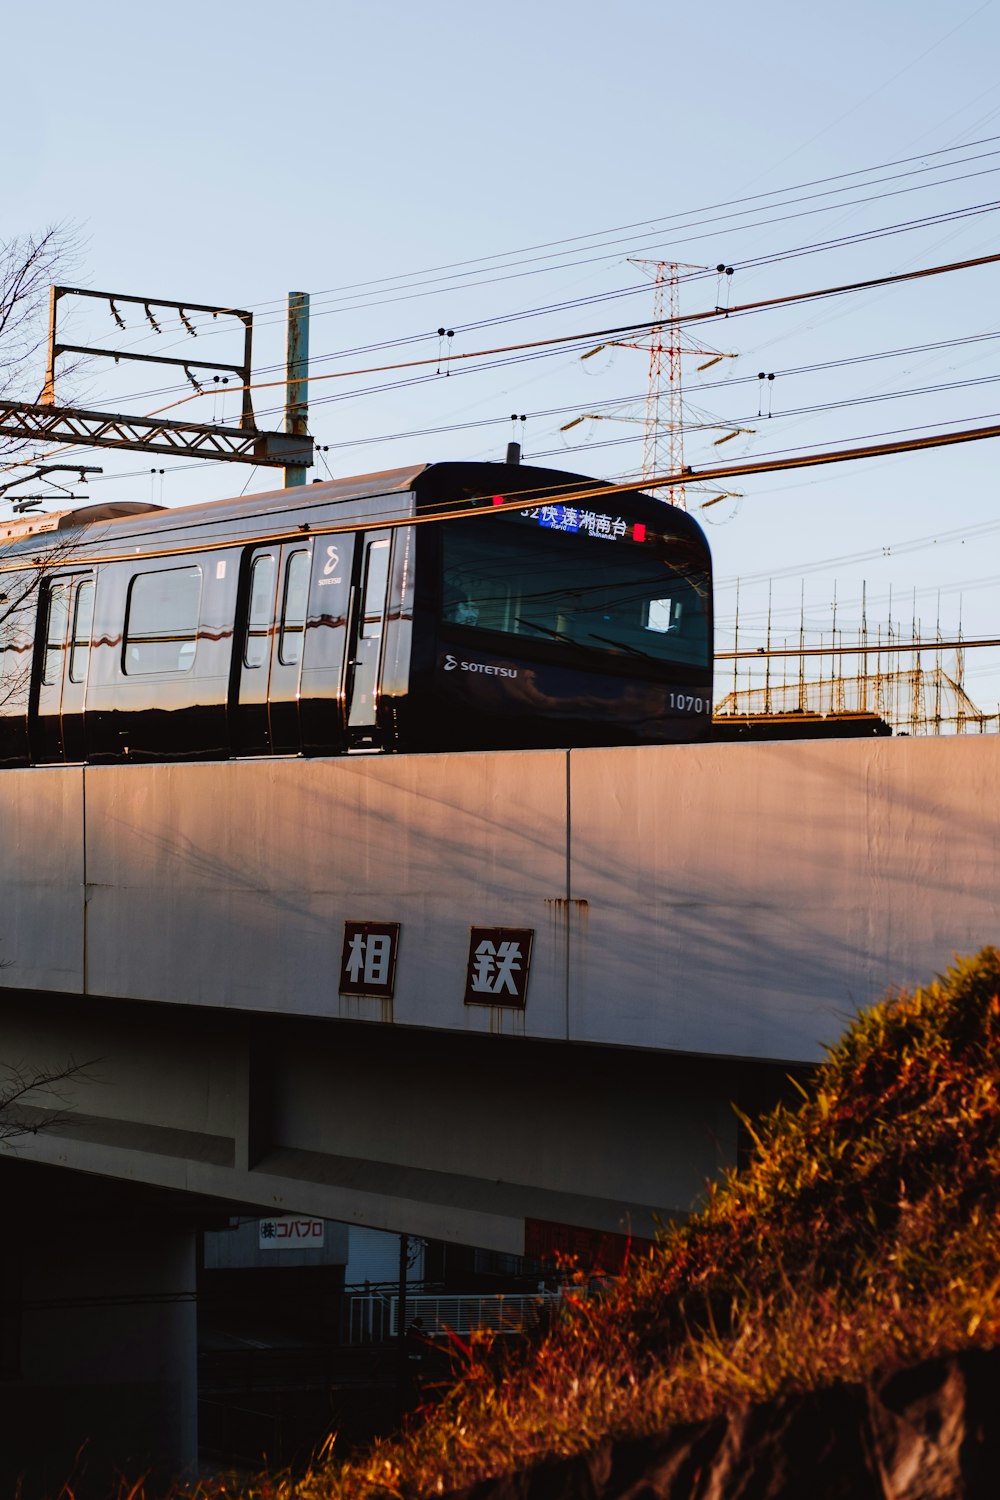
0 460 713 766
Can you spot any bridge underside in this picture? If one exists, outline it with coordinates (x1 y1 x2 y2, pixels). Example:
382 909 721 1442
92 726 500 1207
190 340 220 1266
2 988 791 1252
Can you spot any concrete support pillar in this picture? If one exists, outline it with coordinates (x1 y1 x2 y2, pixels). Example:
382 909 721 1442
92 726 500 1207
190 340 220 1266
2 1220 197 1497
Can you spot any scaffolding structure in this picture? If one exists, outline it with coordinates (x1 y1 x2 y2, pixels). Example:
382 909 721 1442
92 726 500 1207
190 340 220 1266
715 614 1000 736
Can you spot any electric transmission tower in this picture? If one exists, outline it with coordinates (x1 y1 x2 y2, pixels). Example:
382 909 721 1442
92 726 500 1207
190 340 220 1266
631 259 682 503
628 259 740 510
563 262 745 509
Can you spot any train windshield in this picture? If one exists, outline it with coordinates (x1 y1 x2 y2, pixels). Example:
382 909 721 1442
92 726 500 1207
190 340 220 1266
440 517 709 669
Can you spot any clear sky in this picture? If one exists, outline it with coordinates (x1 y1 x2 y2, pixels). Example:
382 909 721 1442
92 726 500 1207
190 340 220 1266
7 0 1000 718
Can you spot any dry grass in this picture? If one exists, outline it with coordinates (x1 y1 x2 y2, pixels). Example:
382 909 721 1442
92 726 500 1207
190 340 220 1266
174 948 1000 1500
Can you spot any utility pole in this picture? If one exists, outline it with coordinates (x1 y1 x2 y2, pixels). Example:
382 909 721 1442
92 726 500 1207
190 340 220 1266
284 291 310 488
396 1231 409 1418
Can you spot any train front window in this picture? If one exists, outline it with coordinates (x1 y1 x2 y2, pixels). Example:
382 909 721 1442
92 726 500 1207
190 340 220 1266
440 520 709 668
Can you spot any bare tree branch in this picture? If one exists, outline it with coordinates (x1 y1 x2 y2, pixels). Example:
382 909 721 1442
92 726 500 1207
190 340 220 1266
0 529 90 710
0 1056 99 1144
0 224 82 460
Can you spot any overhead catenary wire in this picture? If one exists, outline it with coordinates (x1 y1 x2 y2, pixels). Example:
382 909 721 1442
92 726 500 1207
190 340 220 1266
232 166 1000 333
6 417 1000 574
88 192 1000 410
75 194 1000 405
72 138 1000 382
124 248 1000 426
12 242 999 480
716 634 1000 659
530 372 1000 464
247 134 1000 310
154 138 1000 332
59 321 1000 489
11 142 1000 555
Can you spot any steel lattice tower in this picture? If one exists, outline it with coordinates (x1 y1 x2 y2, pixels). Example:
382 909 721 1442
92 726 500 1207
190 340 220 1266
631 259 685 508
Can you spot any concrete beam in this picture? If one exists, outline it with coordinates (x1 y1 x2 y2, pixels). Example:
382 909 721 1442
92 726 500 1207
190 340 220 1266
2 992 761 1251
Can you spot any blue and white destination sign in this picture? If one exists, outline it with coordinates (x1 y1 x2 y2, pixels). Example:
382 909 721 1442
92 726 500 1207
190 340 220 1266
520 504 643 541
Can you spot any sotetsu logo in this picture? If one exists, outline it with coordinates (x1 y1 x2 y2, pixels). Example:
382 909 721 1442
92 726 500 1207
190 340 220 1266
441 655 518 679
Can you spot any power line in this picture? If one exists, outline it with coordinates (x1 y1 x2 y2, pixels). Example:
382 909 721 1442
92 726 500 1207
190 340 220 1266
56 192 1000 417
251 194 1000 361
133 248 1000 425
719 524 1000 591
532 372 1000 465
66 192 985 414
72 319 1000 483
13 188 1000 487
239 163 1000 332
7 417 1000 573
85 140 1000 368
62 322 1000 483
227 134 1000 313
716 635 1000 660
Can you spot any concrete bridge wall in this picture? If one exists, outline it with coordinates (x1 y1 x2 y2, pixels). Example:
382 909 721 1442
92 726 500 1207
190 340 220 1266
1 737 997 1063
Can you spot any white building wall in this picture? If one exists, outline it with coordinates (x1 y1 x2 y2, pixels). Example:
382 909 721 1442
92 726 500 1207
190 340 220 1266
344 1226 425 1287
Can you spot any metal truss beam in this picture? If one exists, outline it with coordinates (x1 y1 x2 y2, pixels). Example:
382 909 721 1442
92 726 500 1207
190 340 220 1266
0 400 312 469
43 285 258 430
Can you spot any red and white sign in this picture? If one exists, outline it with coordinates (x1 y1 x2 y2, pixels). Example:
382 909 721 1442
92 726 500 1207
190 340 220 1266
464 926 534 1008
258 1216 325 1250
340 921 400 998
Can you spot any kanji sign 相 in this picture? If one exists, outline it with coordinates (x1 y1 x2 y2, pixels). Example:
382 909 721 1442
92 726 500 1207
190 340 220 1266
464 926 534 1008
340 921 400 998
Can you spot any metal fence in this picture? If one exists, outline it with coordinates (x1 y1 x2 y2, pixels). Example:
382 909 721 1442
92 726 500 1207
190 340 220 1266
343 1289 560 1343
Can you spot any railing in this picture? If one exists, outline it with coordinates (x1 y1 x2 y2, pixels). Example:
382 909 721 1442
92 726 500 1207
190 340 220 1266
345 1287 395 1344
343 1289 561 1343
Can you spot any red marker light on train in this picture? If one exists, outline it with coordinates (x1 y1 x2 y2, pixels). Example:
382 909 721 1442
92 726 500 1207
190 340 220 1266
492 495 504 507
633 523 647 542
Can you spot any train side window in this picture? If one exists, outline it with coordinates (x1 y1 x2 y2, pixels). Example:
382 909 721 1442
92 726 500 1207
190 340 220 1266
244 554 275 669
278 550 309 666
41 584 69 686
123 566 203 675
360 539 390 640
68 581 95 683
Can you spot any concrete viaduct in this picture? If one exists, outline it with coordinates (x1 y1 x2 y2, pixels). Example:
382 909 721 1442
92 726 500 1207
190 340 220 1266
1 735 998 1486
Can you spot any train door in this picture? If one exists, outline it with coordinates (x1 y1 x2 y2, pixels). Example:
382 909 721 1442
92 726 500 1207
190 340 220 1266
232 543 312 756
29 572 95 763
346 530 391 743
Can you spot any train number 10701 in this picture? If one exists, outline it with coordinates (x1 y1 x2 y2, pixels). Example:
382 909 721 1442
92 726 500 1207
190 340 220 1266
667 692 710 715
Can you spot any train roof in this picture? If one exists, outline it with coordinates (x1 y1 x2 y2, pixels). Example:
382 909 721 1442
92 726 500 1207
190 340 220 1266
0 460 710 558
0 464 428 554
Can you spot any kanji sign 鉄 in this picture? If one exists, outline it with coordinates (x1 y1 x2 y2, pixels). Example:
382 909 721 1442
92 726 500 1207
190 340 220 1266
340 921 400 998
464 926 534 1008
